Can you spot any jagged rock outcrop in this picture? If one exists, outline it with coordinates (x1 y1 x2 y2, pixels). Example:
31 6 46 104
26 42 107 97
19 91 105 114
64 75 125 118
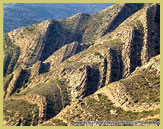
96 3 160 77
43 41 79 71
71 65 99 99
103 3 144 33
4 68 30 98
40 55 160 126
141 4 160 64
30 61 42 78
97 55 160 112
21 94 47 123
3 3 160 126
98 58 107 88
8 20 52 68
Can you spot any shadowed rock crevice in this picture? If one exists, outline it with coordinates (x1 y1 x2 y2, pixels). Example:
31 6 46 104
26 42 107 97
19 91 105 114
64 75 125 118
45 97 61 120
11 69 30 95
77 66 100 98
130 28 144 73
39 14 91 62
71 13 91 42
103 3 144 34
45 83 69 120
86 66 100 96
75 43 90 54
39 20 76 62
38 62 50 74
4 69 30 98
45 85 70 121
4 55 12 76
109 49 123 83
146 4 160 61
3 3 160 126
153 4 160 55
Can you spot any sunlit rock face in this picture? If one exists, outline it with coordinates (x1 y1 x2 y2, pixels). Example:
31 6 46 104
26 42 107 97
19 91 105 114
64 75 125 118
3 3 160 126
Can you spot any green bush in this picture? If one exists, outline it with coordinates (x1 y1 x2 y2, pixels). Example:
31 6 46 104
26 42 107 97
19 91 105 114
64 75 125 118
51 119 67 126
94 52 104 59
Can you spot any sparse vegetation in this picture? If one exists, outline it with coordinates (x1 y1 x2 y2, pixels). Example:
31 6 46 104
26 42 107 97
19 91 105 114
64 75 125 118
120 70 160 104
108 38 124 50
94 52 104 59
3 3 160 126
25 25 36 33
51 119 67 126
3 99 39 126
134 20 144 32
79 94 160 123
3 34 20 76
18 79 70 120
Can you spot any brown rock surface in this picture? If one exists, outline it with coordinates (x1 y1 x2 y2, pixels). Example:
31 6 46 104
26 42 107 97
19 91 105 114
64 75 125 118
3 3 160 126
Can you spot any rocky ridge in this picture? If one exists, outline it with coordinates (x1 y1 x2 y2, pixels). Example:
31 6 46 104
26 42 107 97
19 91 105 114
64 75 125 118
3 3 160 126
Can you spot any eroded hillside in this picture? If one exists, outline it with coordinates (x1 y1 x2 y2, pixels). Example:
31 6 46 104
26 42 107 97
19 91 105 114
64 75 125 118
3 3 160 126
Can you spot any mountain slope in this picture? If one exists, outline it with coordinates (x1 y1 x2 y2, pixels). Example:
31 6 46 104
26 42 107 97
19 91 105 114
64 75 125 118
3 3 160 126
41 55 160 126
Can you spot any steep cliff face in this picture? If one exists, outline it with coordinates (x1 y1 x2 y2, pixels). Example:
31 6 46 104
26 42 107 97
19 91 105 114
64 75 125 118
3 3 160 126
7 20 52 68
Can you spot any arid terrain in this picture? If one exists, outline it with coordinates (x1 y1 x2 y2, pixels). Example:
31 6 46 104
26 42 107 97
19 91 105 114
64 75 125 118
3 3 160 126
